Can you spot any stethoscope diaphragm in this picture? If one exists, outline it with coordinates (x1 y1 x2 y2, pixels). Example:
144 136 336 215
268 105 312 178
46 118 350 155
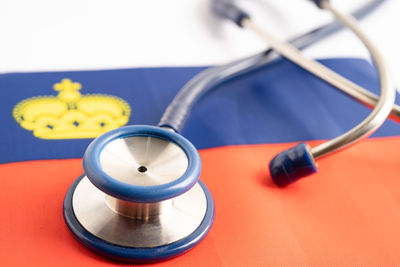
63 125 214 262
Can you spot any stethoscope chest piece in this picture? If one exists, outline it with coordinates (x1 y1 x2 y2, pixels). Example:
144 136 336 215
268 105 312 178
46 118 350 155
63 125 214 263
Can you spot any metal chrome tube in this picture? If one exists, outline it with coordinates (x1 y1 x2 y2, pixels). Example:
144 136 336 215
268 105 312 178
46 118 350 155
159 0 396 132
242 19 400 123
242 3 395 159
106 195 173 220
311 0 395 158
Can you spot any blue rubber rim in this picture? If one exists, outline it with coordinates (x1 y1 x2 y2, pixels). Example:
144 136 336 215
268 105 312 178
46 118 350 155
83 125 201 203
63 174 215 263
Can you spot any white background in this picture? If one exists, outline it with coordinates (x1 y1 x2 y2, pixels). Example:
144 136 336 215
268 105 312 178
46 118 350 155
0 0 399 84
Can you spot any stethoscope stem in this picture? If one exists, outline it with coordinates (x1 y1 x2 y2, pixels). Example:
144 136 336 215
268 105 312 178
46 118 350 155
242 2 395 159
106 195 173 220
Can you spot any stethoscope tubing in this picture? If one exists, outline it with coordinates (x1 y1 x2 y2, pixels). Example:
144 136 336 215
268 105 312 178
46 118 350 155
63 1 396 260
241 0 395 159
159 0 393 133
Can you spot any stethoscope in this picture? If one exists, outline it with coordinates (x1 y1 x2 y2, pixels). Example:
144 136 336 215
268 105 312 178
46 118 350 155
63 0 400 263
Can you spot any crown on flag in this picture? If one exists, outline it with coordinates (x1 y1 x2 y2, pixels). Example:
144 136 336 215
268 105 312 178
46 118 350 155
13 79 131 139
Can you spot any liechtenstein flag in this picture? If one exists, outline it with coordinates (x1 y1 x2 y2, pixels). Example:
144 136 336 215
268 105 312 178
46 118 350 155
1 0 400 266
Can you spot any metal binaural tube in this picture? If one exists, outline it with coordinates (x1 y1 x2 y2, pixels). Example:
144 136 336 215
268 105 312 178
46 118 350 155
159 0 396 132
310 0 395 158
241 1 395 159
244 17 400 125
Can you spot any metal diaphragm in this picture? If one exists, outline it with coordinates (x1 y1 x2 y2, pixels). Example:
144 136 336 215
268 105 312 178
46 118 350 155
64 125 214 262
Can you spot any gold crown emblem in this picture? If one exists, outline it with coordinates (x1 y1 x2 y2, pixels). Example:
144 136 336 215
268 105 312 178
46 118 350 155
13 79 131 139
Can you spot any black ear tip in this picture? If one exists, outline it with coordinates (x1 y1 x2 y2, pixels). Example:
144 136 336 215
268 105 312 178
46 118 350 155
269 143 318 187
310 0 329 8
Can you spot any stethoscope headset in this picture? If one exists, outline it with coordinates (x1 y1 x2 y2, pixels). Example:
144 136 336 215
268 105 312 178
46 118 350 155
63 0 400 263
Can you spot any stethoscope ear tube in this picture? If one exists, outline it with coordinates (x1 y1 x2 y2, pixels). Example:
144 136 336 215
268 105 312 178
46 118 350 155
161 0 391 133
309 0 395 159
209 0 396 185
240 2 395 184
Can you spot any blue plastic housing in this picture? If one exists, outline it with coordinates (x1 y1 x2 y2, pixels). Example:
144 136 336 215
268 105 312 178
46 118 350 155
269 143 318 186
83 125 201 203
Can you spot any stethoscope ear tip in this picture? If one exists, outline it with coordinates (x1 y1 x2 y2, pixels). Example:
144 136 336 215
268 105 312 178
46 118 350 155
269 143 318 187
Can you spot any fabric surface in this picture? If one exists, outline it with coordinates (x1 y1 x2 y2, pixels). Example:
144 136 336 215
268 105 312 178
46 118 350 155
1 58 399 163
2 138 400 266
1 58 400 265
